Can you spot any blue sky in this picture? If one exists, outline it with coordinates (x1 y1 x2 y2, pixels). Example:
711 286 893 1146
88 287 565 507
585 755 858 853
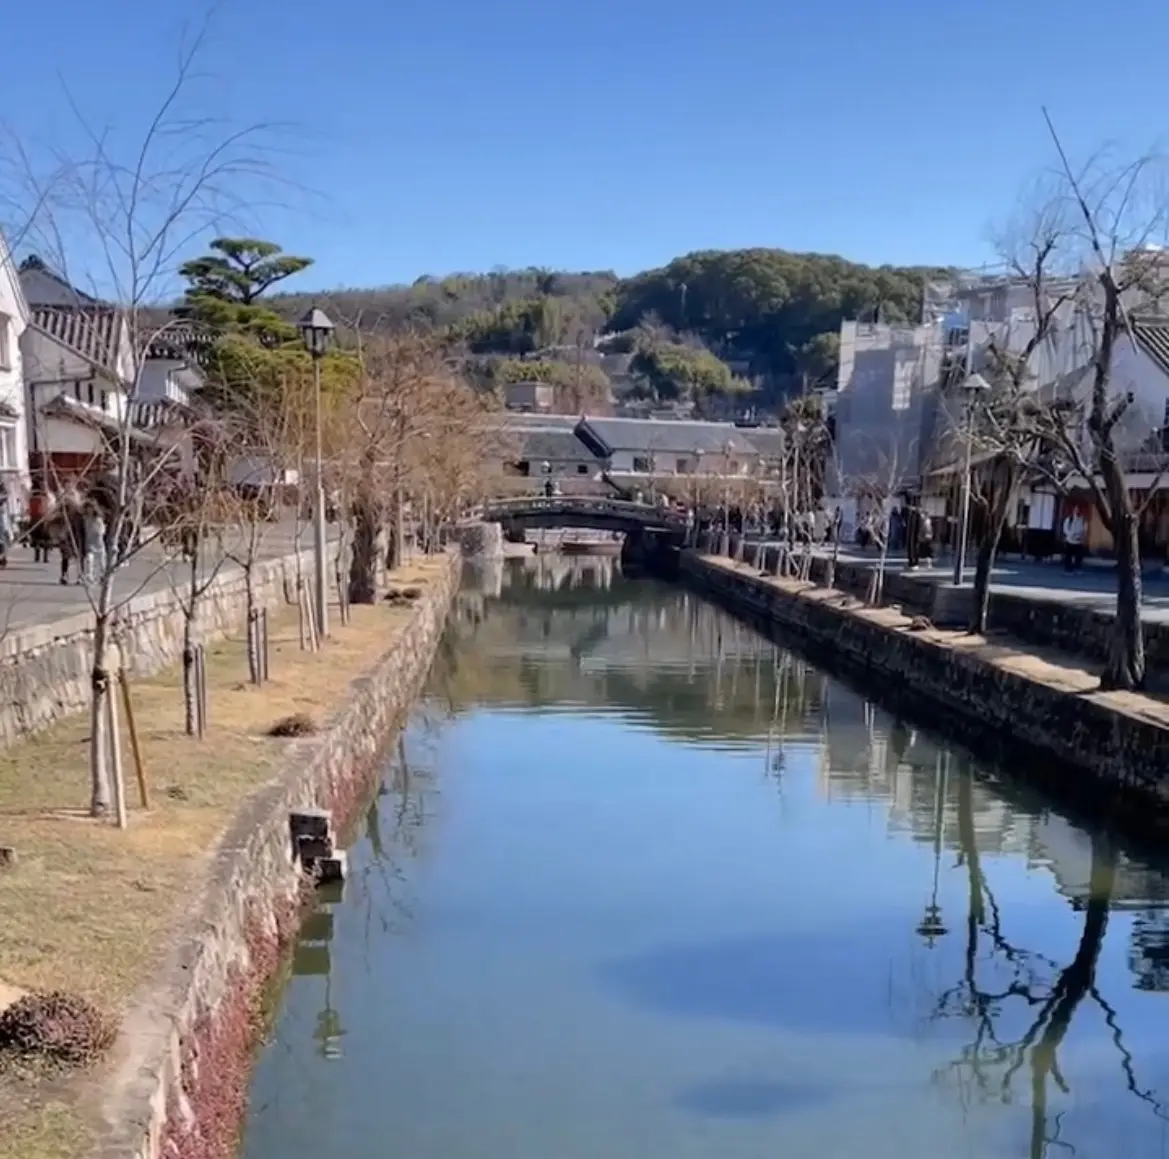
2 0 1168 294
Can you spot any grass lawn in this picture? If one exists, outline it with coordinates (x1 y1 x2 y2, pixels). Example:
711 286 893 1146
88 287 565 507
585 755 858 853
0 557 448 1159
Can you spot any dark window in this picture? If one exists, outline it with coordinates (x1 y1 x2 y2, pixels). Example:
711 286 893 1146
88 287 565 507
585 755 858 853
633 456 651 473
100 391 109 412
576 464 588 474
86 382 94 405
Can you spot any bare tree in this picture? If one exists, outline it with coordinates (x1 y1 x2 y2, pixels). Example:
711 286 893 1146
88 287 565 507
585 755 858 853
2 26 289 815
1031 117 1169 688
161 418 234 733
947 197 1078 634
340 334 494 603
837 426 919 605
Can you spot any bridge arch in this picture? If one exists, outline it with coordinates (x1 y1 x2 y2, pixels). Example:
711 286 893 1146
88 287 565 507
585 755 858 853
477 496 686 536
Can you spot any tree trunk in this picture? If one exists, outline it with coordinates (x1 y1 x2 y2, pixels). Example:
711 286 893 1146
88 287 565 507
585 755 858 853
868 528 889 605
392 487 405 569
89 617 112 817
245 565 260 684
969 469 1020 635
1107 505 1145 689
182 622 197 737
349 499 379 605
182 542 200 736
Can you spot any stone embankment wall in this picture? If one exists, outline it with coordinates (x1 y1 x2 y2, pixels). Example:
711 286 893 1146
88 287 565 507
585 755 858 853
681 551 1169 820
0 551 313 748
94 552 460 1159
723 532 1169 676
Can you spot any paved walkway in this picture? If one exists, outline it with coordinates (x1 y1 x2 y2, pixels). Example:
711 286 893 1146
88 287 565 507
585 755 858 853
741 537 1169 626
839 548 1169 625
0 523 319 636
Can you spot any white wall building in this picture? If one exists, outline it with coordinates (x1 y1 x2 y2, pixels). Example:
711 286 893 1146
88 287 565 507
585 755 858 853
833 321 943 491
0 233 31 501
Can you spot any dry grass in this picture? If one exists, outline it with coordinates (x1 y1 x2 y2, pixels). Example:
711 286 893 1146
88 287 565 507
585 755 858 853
0 557 447 1159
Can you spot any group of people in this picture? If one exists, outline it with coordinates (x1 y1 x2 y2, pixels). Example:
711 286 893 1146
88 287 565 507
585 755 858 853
0 485 122 585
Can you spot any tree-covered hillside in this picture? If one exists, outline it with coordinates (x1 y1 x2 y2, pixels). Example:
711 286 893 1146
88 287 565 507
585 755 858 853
269 267 618 335
607 249 949 387
240 246 953 412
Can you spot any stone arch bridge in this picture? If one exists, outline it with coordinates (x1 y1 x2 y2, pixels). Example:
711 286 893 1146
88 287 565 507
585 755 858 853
478 495 687 535
469 496 687 570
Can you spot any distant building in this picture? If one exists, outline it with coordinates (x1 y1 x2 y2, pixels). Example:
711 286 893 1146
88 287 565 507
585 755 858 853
575 416 760 477
504 380 555 413
833 320 943 491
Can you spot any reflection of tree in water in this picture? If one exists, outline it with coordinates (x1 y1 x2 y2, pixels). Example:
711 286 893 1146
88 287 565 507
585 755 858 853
1130 911 1169 993
933 774 1168 1157
354 732 438 947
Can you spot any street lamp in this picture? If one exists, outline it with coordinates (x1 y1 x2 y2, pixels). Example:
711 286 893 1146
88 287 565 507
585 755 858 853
952 372 992 586
298 306 335 640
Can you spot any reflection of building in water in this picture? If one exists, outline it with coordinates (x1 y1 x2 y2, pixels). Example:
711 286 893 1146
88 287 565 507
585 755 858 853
1028 813 1169 912
507 553 618 594
816 684 1036 857
463 556 504 598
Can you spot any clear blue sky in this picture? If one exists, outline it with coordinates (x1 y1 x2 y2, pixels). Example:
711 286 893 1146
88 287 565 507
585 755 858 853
2 0 1168 294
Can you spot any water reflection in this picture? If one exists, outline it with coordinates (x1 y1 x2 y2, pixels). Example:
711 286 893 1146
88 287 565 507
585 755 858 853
242 556 1169 1159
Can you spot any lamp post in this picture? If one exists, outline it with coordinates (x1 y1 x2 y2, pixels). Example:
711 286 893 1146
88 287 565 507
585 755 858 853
298 306 335 640
951 372 991 586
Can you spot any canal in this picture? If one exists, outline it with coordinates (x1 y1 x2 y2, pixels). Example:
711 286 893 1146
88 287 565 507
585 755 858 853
241 555 1169 1159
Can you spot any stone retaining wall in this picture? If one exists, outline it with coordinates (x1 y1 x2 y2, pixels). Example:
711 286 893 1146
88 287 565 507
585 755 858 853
719 534 1169 676
0 551 313 748
90 552 461 1159
680 551 1169 822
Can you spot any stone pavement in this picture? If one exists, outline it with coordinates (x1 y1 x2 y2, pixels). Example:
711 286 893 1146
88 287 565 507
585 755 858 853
741 537 1169 626
835 548 1169 625
0 522 321 636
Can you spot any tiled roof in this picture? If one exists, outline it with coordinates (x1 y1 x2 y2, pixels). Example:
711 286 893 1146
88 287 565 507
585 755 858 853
740 427 785 458
580 416 760 455
143 322 218 363
38 393 154 443
496 412 580 430
31 306 123 374
514 428 599 463
1133 320 1169 378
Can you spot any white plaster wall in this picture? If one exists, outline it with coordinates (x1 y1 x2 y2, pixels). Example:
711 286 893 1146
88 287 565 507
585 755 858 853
0 246 29 487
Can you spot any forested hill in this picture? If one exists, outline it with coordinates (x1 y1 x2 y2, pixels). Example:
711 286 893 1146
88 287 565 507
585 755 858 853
269 268 619 336
267 247 950 395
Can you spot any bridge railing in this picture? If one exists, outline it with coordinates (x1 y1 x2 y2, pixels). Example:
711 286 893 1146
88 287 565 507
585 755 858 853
479 495 687 525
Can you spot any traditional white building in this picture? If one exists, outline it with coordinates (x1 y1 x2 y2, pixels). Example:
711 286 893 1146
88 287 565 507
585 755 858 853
0 233 31 502
17 258 211 489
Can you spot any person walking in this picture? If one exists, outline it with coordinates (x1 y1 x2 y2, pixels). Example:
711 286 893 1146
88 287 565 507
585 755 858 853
905 502 921 569
82 499 108 585
1062 507 1087 572
0 490 13 569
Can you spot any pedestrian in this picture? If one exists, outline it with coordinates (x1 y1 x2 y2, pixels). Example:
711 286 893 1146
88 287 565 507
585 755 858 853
0 490 12 569
1062 507 1086 572
906 503 921 569
919 510 934 563
82 499 108 585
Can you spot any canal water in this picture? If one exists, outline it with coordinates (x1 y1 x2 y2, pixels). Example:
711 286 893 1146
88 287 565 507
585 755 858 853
241 555 1169 1159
